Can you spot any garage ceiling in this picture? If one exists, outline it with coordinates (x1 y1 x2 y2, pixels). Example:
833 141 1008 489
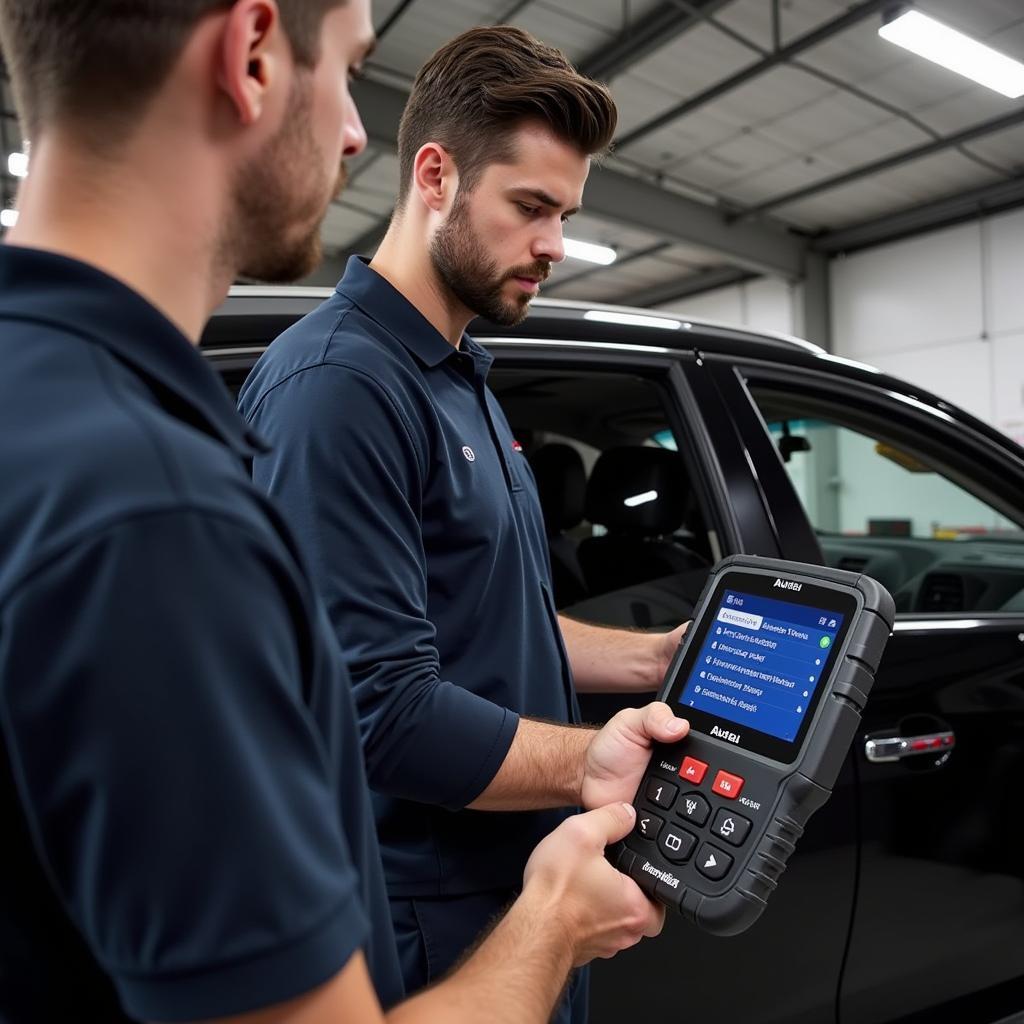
2 0 1023 308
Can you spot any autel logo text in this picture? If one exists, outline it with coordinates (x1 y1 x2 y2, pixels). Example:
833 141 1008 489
711 725 741 744
773 578 803 591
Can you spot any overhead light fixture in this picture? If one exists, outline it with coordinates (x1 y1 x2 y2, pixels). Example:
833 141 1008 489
879 9 1024 99
7 152 28 178
563 238 617 265
584 309 682 331
0 209 19 228
624 490 658 508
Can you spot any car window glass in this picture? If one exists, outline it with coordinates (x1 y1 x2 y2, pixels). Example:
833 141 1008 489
491 367 715 629
749 388 1024 615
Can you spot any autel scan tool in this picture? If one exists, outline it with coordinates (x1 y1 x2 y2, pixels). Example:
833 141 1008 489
610 555 895 936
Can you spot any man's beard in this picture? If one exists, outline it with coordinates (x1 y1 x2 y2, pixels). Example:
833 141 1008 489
226 77 345 283
430 190 549 327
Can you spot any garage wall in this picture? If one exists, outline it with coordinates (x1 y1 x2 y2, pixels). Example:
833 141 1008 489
652 207 1024 445
654 277 799 338
830 207 1024 446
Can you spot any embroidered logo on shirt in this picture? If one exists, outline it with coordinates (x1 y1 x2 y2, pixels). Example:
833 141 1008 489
462 446 476 462
512 439 523 453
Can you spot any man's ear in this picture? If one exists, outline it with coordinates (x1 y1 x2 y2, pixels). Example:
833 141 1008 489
217 0 281 126
412 142 458 214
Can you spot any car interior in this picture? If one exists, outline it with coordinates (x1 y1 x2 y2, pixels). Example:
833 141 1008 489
490 367 718 631
751 387 1024 615
217 348 1024 621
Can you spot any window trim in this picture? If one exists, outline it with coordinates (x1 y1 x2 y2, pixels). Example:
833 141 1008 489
737 362 1024 534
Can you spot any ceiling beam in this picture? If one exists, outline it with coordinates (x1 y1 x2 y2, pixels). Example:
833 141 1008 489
579 0 736 82
374 0 420 41
812 172 1024 255
350 76 805 278
495 0 534 22
615 265 757 307
615 0 889 150
741 108 1024 219
582 168 802 277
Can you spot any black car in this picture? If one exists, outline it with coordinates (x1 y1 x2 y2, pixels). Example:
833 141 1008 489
204 287 1024 1024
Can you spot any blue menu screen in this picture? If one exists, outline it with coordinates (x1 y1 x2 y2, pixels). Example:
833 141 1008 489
678 589 845 742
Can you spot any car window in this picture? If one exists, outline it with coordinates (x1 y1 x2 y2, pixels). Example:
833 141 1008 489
763 416 1018 540
749 387 1024 614
490 366 717 627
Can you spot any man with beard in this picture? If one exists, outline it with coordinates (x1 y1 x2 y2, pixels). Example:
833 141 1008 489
240 26 691 1023
0 3 670 1023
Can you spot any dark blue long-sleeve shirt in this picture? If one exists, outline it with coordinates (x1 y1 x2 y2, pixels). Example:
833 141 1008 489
0 246 403 1022
239 257 580 897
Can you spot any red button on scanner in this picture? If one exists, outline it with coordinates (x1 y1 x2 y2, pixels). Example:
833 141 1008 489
712 770 744 800
680 757 708 785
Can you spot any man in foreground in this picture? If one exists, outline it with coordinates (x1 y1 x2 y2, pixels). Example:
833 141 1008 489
0 2 671 1022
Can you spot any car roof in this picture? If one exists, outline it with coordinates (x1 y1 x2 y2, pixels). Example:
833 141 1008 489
204 285 1023 464
221 283 822 352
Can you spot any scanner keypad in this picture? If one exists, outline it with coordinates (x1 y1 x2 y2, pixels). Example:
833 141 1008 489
633 755 753 882
711 807 752 847
677 791 711 826
644 778 678 809
658 826 698 864
636 811 664 842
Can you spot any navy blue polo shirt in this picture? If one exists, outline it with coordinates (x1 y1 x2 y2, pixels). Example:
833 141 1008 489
239 257 580 898
0 246 403 1022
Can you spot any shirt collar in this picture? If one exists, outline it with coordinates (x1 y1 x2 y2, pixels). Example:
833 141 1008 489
0 245 267 459
336 256 493 378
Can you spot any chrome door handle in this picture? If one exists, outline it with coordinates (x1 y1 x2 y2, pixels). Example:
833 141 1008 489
864 730 955 763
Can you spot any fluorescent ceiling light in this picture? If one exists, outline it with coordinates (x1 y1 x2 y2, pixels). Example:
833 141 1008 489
624 490 658 508
879 9 1024 99
563 238 617 265
0 209 18 228
7 152 28 178
584 309 682 331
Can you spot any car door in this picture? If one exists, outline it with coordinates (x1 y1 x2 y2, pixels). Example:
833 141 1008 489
486 339 859 1024
710 354 1024 1023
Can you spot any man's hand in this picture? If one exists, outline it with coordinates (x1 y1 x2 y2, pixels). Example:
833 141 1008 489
654 621 690 682
212 803 665 1024
522 802 665 966
581 702 689 810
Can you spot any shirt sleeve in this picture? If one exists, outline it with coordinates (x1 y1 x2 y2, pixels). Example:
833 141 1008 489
245 362 518 810
0 509 368 1023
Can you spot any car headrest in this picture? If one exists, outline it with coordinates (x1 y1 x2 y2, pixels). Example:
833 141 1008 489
585 446 687 534
529 443 586 535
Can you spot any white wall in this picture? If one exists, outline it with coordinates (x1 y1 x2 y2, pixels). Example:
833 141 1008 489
654 277 798 338
831 207 1024 446
650 207 1024 446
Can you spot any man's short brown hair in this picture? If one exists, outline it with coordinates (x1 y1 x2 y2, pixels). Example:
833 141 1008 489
396 26 617 207
0 0 346 143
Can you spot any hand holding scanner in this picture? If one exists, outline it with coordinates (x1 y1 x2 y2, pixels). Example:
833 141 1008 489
609 555 894 935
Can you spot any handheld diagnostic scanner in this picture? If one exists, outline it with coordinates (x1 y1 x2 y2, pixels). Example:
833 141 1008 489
610 555 895 936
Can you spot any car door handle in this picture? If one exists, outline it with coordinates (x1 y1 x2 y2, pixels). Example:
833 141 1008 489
864 730 956 763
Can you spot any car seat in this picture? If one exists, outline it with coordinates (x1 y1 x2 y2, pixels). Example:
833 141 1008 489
529 442 589 607
579 446 707 595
